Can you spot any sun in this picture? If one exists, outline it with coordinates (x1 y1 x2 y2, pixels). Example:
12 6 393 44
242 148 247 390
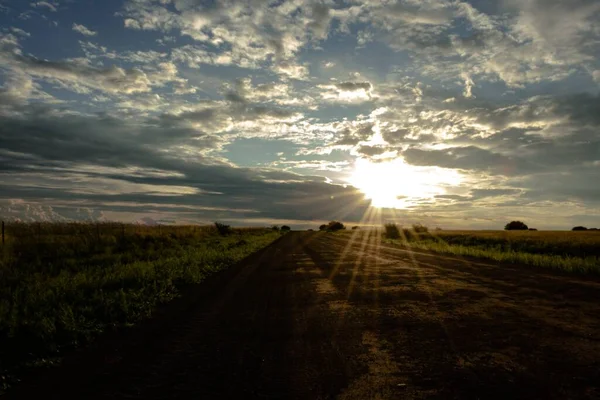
348 157 461 208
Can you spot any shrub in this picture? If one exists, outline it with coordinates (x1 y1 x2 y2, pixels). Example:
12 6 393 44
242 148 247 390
384 223 401 239
505 221 529 231
281 225 291 232
319 224 327 231
529 228 538 231
271 225 280 231
214 222 232 235
572 226 588 231
352 226 360 230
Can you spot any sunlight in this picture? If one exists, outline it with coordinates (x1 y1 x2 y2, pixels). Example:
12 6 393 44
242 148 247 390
349 157 462 208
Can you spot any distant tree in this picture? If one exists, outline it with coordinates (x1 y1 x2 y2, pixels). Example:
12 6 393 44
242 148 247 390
412 223 429 233
319 224 327 231
271 225 280 231
214 222 232 235
352 226 360 230
326 221 345 231
504 221 528 231
528 228 538 231
590 228 599 231
281 225 291 232
307 229 314 232
384 223 401 239
572 226 588 231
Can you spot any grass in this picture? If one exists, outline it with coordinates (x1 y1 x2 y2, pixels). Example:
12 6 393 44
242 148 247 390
380 227 600 275
0 222 280 390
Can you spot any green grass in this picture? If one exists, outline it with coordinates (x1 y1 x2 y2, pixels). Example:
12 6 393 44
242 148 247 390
0 222 279 390
381 229 600 275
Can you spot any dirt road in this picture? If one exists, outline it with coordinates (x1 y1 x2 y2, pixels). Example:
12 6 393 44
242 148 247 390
9 231 600 399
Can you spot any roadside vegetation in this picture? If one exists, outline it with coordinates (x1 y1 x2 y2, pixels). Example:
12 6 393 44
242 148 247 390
382 224 600 274
0 222 279 390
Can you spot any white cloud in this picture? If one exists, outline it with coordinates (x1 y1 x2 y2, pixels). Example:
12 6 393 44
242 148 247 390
10 27 31 37
72 23 97 36
30 1 56 12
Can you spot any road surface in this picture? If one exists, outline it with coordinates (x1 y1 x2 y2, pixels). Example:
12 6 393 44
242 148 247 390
9 231 600 399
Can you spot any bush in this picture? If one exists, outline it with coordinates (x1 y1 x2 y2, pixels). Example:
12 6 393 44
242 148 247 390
384 223 401 239
281 225 291 232
319 224 327 231
214 222 232 235
572 226 588 231
271 225 280 231
352 226 360 230
529 228 538 231
505 221 528 231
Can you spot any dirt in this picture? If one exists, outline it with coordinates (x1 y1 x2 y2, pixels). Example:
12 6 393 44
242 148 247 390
6 231 600 399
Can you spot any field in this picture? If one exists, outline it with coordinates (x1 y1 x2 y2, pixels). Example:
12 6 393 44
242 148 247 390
0 222 279 390
380 227 600 274
8 231 600 399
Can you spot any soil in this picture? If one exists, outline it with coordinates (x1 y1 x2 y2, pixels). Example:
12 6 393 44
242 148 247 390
7 231 600 399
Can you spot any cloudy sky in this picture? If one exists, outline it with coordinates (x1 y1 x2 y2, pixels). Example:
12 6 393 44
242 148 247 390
0 0 599 229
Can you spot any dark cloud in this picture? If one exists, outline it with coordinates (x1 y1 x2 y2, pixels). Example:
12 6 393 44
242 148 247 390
334 81 372 92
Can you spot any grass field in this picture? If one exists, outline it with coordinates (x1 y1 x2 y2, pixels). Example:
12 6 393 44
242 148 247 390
381 227 600 274
0 222 279 390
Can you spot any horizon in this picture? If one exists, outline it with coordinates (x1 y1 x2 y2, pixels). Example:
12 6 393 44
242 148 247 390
1 0 599 230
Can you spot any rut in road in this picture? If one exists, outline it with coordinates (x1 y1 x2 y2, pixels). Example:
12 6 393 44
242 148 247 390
10 231 600 399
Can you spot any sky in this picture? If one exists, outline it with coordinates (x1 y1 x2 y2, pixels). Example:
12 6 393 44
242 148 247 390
0 0 599 229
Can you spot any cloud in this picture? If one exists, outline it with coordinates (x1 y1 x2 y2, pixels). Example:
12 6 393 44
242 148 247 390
320 80 373 102
30 1 56 12
72 23 97 36
0 102 371 224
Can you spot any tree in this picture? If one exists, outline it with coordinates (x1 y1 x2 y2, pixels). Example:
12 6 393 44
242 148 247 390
572 226 588 231
384 223 401 239
351 226 360 230
504 221 528 230
325 221 345 231
281 225 291 232
412 223 429 233
271 225 280 231
214 222 232 235
319 224 327 231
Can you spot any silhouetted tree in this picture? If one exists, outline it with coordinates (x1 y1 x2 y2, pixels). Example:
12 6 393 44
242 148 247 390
214 222 232 235
504 221 528 231
281 225 291 232
412 223 429 233
271 225 280 231
572 226 588 231
528 228 538 231
326 221 345 231
319 224 327 231
384 223 401 239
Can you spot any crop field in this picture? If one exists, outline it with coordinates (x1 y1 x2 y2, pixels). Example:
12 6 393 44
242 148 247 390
380 227 600 274
0 222 279 390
